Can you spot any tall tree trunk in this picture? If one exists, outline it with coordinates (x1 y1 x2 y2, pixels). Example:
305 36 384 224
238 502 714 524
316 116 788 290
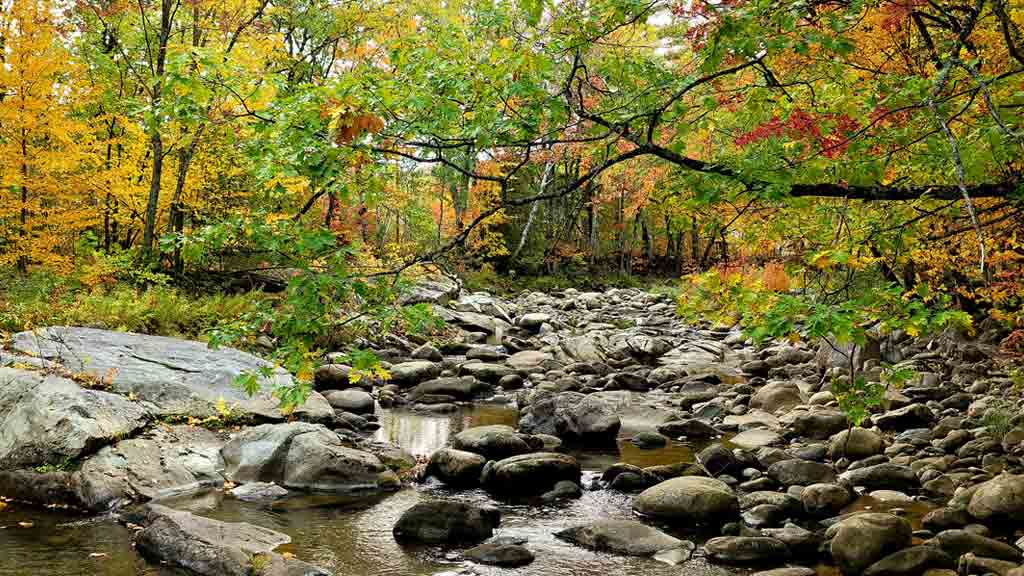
511 160 552 262
18 131 28 274
141 0 175 255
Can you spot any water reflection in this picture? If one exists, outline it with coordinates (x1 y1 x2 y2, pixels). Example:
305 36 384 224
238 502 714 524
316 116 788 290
373 404 519 456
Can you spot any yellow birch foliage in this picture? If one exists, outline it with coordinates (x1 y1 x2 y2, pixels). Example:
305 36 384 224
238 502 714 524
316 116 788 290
0 0 97 271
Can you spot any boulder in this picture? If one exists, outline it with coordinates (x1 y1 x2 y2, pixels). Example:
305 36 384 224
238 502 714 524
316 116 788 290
464 543 535 567
634 476 739 523
802 483 853 517
393 501 500 545
518 392 620 444
410 344 443 362
221 423 398 492
0 367 148 469
229 482 288 502
965 474 1024 523
827 513 912 576
751 382 804 414
135 504 328 576
426 448 487 487
875 404 933 431
840 464 919 493
863 546 954 576
704 536 791 564
767 459 837 486
657 419 720 438
730 429 782 450
314 364 361 392
388 361 442 387
555 519 688 556
459 363 516 383
11 327 331 421
830 428 885 460
481 452 581 495
450 425 532 460
506 350 555 372
398 278 460 306
930 530 1022 562
517 313 552 330
409 377 491 402
323 389 375 415
699 443 740 477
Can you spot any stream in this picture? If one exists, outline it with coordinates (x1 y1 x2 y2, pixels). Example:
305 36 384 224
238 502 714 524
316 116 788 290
0 401 932 576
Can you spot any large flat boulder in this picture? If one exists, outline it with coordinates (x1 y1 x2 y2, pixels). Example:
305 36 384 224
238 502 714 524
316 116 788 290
0 367 148 469
634 476 739 523
518 391 620 445
12 327 332 421
136 504 330 576
555 519 689 556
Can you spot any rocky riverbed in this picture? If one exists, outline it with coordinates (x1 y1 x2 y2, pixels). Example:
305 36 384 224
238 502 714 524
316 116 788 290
1 283 1023 576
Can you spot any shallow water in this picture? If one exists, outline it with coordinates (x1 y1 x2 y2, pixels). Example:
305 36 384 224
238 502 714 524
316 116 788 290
0 403 931 576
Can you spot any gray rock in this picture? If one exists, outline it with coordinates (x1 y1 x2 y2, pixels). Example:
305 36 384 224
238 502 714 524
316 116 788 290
221 423 398 492
751 569 817 576
930 529 1023 562
229 482 288 502
751 382 804 414
830 428 885 460
393 500 500 545
506 350 555 372
840 464 919 493
458 362 515 384
323 389 375 415
768 459 837 486
11 327 331 421
875 404 933 431
399 278 460 306
965 473 1024 523
634 476 739 523
704 536 791 564
409 377 491 402
731 429 782 450
827 513 912 576
388 361 442 387
631 431 668 449
0 367 148 469
518 391 620 445
314 364 360 391
464 543 535 567
450 425 532 460
481 452 581 495
426 448 487 487
136 504 327 576
657 419 720 438
555 519 688 556
410 344 443 362
802 483 853 517
863 546 954 576
517 313 552 330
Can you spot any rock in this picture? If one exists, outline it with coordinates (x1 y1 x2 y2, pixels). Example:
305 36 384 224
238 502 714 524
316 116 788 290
767 459 837 486
388 361 442 387
464 543 535 567
704 536 791 564
450 425 533 460
135 504 326 576
658 419 720 438
731 429 782 450
517 313 552 330
560 334 607 363
634 476 739 523
802 483 853 517
314 364 360 391
751 382 804 414
518 391 620 444
840 464 920 493
0 367 149 469
506 350 555 372
221 423 398 492
78 424 224 504
409 377 491 402
410 344 443 362
631 431 668 449
323 389 375 415
481 452 581 495
965 473 1024 523
555 519 687 556
499 374 524 390
875 404 933 431
426 448 487 487
863 546 954 576
460 363 516 383
399 278 460 306
393 501 500 545
752 569 816 576
11 327 331 421
930 530 1022 562
763 524 821 556
830 428 885 460
230 482 288 502
700 438 741 475
827 513 912 576
0 468 123 511
541 479 582 502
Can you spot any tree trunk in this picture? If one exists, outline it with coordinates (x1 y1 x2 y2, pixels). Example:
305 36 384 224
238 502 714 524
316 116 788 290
141 0 174 255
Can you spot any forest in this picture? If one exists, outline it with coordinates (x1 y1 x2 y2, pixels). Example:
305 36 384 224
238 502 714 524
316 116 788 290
1 1 1024 575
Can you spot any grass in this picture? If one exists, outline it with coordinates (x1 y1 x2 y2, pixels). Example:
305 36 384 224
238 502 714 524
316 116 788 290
0 270 263 340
